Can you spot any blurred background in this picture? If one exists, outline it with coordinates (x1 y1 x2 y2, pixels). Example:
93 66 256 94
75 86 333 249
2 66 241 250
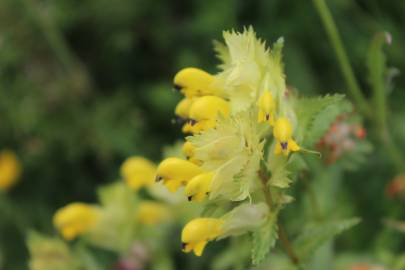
1 0 405 269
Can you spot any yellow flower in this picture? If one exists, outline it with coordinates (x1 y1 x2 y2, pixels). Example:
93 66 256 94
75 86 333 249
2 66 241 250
120 156 156 191
184 172 214 202
257 90 276 126
0 150 21 191
182 141 201 165
155 157 204 192
137 201 172 225
175 98 195 133
53 203 100 240
181 218 223 256
273 117 300 156
174 67 217 98
188 96 230 134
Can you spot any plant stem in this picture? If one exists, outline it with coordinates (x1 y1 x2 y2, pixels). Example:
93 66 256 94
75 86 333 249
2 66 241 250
258 168 300 266
312 0 370 117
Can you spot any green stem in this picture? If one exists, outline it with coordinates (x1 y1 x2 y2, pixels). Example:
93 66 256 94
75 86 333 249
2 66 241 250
312 0 370 117
258 168 300 266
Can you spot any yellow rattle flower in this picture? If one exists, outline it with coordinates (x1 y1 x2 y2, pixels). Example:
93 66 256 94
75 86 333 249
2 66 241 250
0 150 21 191
273 117 300 156
137 201 172 225
53 203 100 240
155 157 203 192
174 67 217 98
257 90 276 126
181 218 223 256
187 96 230 134
184 172 214 202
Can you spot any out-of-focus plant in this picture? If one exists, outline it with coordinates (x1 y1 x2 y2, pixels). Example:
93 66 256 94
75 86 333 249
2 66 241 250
28 155 200 270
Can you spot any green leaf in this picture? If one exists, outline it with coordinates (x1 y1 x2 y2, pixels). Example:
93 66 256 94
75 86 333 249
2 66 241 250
295 94 350 147
251 211 279 265
294 218 360 262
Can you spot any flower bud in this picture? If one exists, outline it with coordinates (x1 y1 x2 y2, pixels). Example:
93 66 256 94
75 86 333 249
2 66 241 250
273 117 300 156
155 157 204 192
173 67 216 98
120 157 156 191
188 96 230 133
257 91 276 125
181 218 223 256
0 150 21 191
53 203 100 240
136 201 172 225
184 172 214 202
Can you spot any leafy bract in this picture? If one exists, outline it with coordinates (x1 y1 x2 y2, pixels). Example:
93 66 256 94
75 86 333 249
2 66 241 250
220 202 269 239
251 210 279 265
189 110 263 201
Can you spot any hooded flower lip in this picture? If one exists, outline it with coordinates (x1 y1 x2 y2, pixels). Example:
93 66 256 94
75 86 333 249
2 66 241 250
181 218 223 256
273 117 300 156
257 90 276 126
155 157 204 192
173 67 217 98
175 98 194 122
187 96 230 133
53 203 100 240
184 172 214 202
120 157 156 191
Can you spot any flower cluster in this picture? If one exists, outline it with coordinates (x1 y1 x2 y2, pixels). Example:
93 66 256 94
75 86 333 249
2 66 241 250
154 27 315 257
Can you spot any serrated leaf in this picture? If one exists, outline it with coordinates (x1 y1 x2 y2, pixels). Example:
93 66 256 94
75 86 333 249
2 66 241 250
251 212 279 265
294 218 360 261
295 94 350 147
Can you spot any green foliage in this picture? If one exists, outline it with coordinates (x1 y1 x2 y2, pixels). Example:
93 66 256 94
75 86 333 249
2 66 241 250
295 94 350 147
294 218 361 262
251 212 279 265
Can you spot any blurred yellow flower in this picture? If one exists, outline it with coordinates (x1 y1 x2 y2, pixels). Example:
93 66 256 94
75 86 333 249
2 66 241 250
181 218 223 256
137 201 172 225
0 150 22 191
53 203 100 240
120 157 156 191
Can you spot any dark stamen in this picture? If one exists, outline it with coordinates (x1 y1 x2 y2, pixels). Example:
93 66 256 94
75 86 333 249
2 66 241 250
181 242 187 250
281 142 288 150
174 84 182 92
187 196 193 201
265 113 270 121
189 119 197 126
155 176 163 182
